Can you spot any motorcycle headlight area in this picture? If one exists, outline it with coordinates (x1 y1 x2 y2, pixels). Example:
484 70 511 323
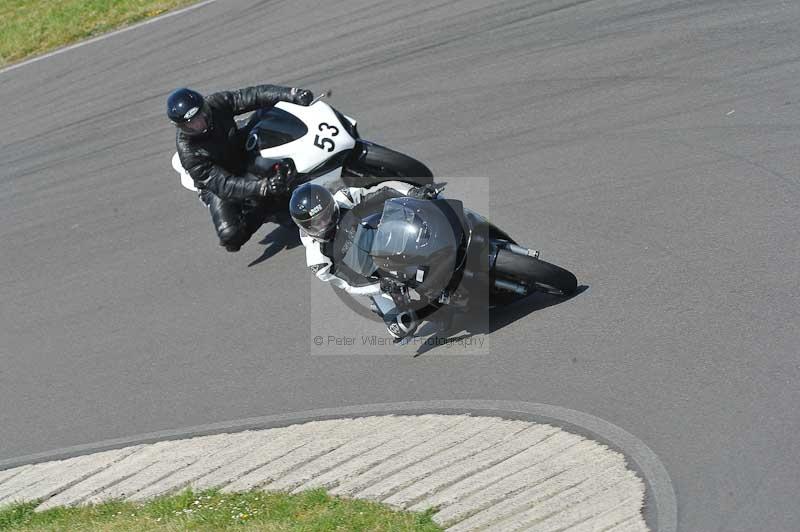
370 198 458 293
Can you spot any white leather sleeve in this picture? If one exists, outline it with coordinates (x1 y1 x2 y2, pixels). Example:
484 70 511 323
300 232 381 296
301 232 329 268
340 181 414 206
299 181 413 296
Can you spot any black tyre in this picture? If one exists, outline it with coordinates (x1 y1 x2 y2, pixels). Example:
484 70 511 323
494 248 577 296
344 142 434 187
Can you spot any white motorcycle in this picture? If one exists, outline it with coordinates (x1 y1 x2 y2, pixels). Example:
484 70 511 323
172 91 434 205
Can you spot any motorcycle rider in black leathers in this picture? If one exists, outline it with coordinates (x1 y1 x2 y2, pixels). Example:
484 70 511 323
289 182 442 342
167 85 314 251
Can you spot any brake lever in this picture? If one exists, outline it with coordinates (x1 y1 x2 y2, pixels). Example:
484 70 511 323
310 89 332 105
425 181 446 197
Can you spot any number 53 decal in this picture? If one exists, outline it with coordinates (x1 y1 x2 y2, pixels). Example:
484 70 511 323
313 122 339 152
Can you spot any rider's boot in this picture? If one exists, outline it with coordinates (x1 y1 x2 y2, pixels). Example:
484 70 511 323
386 310 420 344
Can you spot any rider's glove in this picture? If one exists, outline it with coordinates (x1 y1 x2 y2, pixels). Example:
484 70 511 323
407 184 440 200
384 309 420 343
258 175 284 196
291 87 314 106
379 277 403 295
258 160 294 196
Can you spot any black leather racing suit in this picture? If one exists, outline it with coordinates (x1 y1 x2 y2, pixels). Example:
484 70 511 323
175 84 298 251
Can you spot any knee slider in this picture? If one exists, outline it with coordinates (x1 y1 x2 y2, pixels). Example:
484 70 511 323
217 222 244 246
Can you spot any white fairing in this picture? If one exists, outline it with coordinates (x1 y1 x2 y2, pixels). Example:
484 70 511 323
170 99 358 192
172 152 198 192
259 101 356 173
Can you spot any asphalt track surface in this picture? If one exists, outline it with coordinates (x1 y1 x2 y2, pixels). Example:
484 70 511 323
1 1 798 530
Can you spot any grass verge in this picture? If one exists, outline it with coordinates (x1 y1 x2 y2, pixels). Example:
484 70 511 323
0 0 200 67
0 488 442 531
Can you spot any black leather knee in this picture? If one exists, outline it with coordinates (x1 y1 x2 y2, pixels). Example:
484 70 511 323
217 222 246 251
206 192 250 251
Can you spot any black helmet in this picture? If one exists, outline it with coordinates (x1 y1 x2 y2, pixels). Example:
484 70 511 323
167 88 212 136
289 184 339 240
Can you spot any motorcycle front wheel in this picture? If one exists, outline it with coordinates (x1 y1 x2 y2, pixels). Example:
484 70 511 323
343 141 434 187
493 248 577 296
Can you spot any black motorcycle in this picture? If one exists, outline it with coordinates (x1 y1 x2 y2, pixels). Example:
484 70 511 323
330 190 578 328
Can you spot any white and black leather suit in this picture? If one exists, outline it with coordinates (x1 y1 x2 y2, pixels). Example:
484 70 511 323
175 84 301 251
301 182 445 341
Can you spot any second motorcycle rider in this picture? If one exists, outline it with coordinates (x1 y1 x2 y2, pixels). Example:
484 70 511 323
289 182 441 342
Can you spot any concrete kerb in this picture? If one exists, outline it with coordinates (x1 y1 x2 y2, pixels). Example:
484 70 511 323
0 400 676 531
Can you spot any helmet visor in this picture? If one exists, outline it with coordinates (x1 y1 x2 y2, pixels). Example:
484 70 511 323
298 201 338 239
177 112 209 136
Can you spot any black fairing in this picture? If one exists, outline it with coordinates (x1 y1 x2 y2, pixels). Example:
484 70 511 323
305 150 352 178
332 107 359 138
370 198 462 299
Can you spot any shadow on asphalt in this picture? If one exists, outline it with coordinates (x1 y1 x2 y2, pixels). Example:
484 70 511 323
248 224 302 267
489 284 589 334
413 285 589 357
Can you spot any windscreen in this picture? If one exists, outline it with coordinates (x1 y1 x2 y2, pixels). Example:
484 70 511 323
369 198 460 293
340 223 378 277
251 107 308 149
370 201 432 258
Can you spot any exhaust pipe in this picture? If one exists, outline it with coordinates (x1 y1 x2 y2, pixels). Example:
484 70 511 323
494 279 528 295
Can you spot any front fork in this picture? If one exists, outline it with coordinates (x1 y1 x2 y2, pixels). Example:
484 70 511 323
503 242 539 259
371 286 443 324
490 240 541 295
